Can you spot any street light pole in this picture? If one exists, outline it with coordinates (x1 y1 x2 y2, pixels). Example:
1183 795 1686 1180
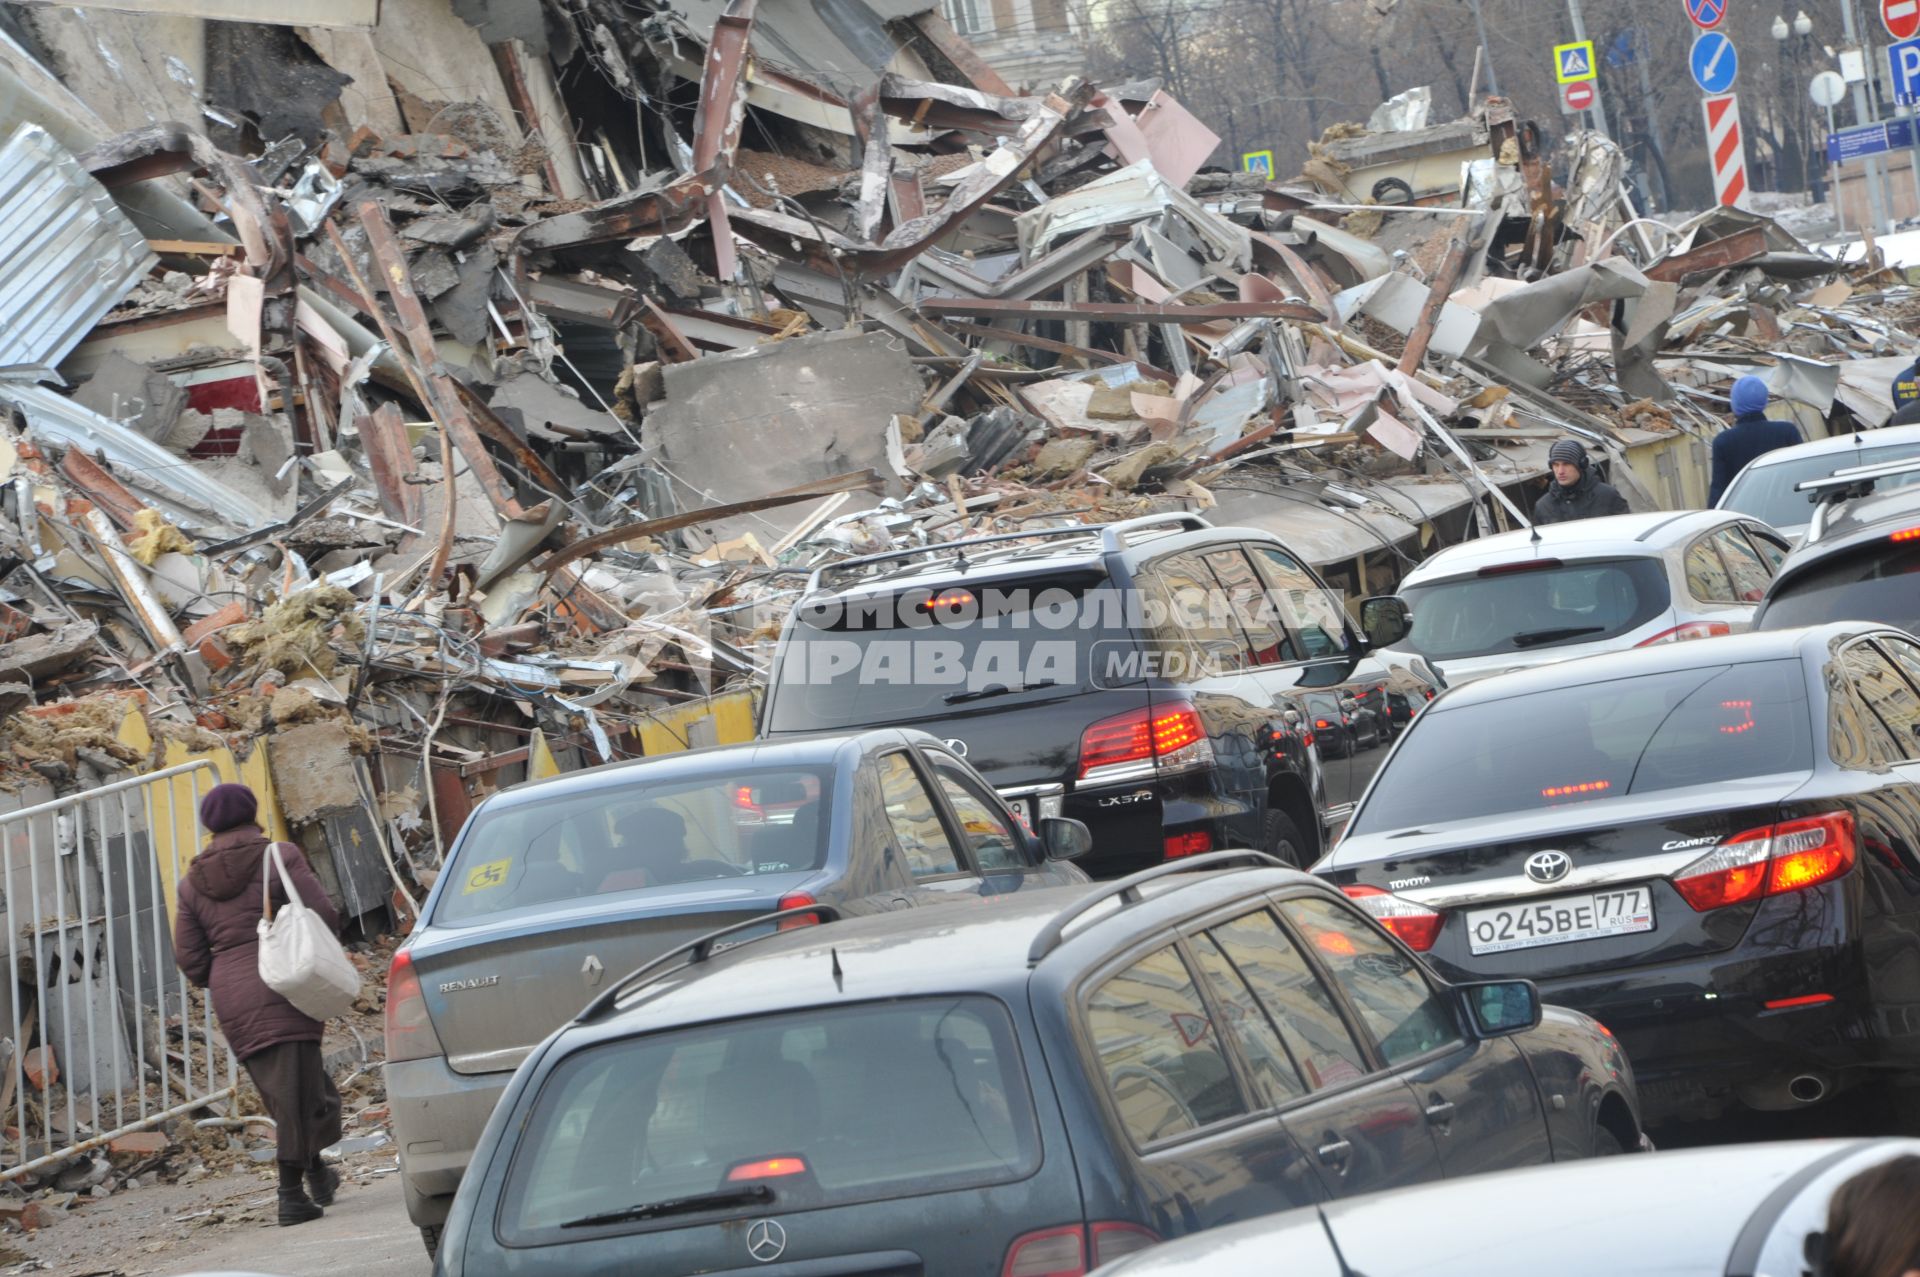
1566 0 1613 139
1469 0 1500 96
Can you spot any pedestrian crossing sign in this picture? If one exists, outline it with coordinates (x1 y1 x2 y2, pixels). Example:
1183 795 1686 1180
1242 150 1274 176
1554 39 1597 84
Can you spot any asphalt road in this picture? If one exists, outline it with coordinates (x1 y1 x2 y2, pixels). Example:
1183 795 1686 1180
157 1176 428 1277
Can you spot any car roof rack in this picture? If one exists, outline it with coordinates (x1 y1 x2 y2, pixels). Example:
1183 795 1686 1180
573 903 842 1024
1797 456 1920 543
1026 850 1288 966
805 513 1211 594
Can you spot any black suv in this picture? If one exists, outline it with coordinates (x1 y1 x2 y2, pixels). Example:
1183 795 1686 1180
431 855 1642 1277
1753 457 1920 634
761 515 1440 875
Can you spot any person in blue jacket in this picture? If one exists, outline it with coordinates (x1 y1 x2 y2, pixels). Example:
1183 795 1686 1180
1709 376 1802 505
1894 356 1920 415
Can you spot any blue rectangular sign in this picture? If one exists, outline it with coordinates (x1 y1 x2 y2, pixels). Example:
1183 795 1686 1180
1826 119 1917 163
1892 37 1920 106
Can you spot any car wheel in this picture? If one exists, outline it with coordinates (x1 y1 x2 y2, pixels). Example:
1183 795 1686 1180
1263 808 1307 868
1591 1126 1626 1157
421 1224 442 1259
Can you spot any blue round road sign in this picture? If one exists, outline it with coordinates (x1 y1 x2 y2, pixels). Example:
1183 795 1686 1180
1690 31 1738 93
1686 0 1726 29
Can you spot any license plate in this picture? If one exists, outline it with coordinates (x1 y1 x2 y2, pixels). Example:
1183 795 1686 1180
1466 888 1654 955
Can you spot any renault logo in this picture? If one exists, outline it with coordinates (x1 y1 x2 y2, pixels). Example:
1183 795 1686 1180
942 738 969 757
581 955 604 987
747 1219 787 1262
1525 850 1573 884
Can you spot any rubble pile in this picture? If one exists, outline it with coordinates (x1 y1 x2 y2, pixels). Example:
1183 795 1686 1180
0 0 1909 1206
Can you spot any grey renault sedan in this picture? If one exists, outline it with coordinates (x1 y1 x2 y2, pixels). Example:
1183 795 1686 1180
387 728 1091 1256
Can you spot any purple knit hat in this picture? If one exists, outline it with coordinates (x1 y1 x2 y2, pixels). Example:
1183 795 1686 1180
199 782 259 833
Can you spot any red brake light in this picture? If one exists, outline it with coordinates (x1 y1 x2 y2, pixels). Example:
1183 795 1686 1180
1002 1225 1085 1277
919 590 976 612
1341 885 1443 951
384 948 446 1064
726 1155 809 1181
1891 526 1920 543
1541 779 1611 800
1314 718 1332 729
1672 812 1855 911
1477 558 1563 576
1077 701 1211 781
777 891 821 930
1637 621 1732 646
1763 993 1836 1010
1719 700 1756 734
1163 831 1213 859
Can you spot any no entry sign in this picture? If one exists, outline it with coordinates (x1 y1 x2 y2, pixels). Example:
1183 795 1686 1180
1888 0 1920 41
1563 80 1597 113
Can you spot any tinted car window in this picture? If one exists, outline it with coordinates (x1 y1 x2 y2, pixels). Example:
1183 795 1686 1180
1205 548 1290 666
1249 546 1349 658
433 767 832 927
1684 537 1736 603
1279 898 1460 1066
1187 932 1308 1107
766 575 1141 731
1350 662 1813 833
1715 528 1773 602
1208 909 1370 1092
1395 558 1669 661
1719 441 1920 527
1844 644 1920 761
876 752 961 876
1757 543 1920 634
927 758 1026 870
499 997 1039 1242
1746 527 1788 571
1087 945 1245 1145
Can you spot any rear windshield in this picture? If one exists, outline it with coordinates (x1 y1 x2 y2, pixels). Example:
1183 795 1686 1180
1396 557 1669 661
1348 661 1811 834
1720 443 1920 527
498 996 1040 1243
1757 543 1920 634
432 767 832 928
766 575 1141 732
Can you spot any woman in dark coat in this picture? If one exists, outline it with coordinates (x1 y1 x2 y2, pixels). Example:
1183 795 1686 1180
173 782 344 1226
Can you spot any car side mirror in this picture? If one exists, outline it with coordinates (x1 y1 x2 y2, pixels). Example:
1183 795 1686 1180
1460 980 1542 1038
1039 817 1093 861
1359 595 1412 649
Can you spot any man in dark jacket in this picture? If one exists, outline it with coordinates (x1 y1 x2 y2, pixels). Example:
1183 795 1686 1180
1709 375 1803 505
1533 438 1630 525
174 783 344 1227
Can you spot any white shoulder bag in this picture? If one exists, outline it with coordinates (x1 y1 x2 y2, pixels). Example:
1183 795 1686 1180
256 842 361 1021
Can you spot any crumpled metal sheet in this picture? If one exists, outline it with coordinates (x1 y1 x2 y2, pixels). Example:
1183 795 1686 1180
1016 159 1250 270
0 123 155 383
1367 87 1433 134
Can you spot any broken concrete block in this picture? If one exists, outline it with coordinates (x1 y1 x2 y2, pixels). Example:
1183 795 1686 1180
106 1131 169 1157
399 207 494 249
239 416 295 497
407 247 461 300
73 352 186 443
22 1045 55 1091
1087 379 1170 420
430 242 498 348
1029 435 1099 480
266 719 361 823
161 409 213 454
0 622 98 683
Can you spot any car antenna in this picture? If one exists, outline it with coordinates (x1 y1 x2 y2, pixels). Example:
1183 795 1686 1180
830 947 844 991
1528 518 1541 546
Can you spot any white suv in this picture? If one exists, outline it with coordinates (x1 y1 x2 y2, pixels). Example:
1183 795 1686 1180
1715 424 1920 543
1369 511 1790 686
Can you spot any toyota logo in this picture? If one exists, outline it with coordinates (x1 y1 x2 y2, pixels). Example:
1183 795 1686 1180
1525 850 1573 884
747 1219 787 1262
942 738 969 758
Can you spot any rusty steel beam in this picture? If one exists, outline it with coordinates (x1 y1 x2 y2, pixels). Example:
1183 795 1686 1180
921 298 1325 324
1642 226 1769 283
58 447 146 531
1398 234 1472 374
905 11 1015 97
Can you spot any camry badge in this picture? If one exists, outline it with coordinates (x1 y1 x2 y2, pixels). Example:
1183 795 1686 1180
581 955 604 987
942 738 969 757
1525 850 1573 884
747 1219 787 1262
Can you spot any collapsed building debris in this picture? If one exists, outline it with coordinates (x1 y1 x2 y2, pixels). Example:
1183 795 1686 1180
0 0 1909 1222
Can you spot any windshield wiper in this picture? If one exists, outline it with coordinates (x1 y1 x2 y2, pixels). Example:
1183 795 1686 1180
944 679 1058 704
560 1185 773 1229
1511 626 1606 649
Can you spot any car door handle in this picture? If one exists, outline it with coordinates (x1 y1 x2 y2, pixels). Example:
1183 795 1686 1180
1425 1099 1456 1126
1316 1138 1352 1166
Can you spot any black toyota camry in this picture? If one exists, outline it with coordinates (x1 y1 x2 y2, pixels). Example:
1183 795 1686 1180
1314 623 1920 1125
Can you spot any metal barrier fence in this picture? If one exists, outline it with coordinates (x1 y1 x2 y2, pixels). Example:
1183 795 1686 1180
0 760 240 1180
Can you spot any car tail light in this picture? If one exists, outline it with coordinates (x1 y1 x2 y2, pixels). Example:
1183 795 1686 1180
1764 993 1835 1011
1477 558 1563 576
1077 701 1214 784
1163 831 1212 859
1341 885 1443 951
1002 1224 1160 1277
384 948 446 1064
1672 812 1856 911
1636 621 1732 646
1314 718 1332 729
1890 526 1920 543
726 1155 810 1181
776 891 821 930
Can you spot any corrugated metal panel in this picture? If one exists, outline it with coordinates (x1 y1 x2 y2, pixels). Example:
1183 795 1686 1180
0 123 155 383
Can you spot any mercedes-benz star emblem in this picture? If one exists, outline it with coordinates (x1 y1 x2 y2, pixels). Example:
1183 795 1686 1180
1524 850 1573 884
747 1219 787 1262
942 738 969 757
